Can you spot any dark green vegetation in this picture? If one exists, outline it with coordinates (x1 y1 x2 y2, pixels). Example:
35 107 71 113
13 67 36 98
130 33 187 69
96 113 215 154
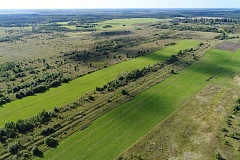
1 9 240 159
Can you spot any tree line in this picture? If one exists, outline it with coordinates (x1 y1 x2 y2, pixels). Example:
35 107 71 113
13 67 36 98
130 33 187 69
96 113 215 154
96 47 195 93
0 110 54 142
156 24 221 33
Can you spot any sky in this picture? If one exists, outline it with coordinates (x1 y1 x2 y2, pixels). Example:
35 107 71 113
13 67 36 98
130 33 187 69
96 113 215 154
0 0 239 9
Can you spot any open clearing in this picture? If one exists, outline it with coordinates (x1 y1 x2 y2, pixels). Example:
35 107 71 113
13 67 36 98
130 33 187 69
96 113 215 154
40 48 240 159
0 40 199 127
122 84 240 160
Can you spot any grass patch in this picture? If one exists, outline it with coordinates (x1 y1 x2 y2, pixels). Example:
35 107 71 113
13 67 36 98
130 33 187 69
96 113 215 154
96 18 168 31
0 40 200 127
101 18 168 25
62 18 168 31
40 48 240 159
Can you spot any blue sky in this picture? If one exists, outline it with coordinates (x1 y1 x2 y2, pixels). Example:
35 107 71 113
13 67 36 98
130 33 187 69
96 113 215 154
0 0 239 9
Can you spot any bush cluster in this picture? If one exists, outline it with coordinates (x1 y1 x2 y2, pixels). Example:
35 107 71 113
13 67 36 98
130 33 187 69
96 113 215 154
0 110 53 141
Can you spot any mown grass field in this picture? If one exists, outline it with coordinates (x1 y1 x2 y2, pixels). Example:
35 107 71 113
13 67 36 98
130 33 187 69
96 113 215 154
41 48 240 160
0 40 199 127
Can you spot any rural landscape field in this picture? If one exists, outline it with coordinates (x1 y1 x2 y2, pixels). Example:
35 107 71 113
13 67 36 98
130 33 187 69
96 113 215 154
1 2 240 160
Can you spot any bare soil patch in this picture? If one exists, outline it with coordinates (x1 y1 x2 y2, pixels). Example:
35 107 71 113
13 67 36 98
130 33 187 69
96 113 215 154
216 41 240 52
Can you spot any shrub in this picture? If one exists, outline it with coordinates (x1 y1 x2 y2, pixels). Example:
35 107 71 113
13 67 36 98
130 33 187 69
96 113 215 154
233 105 240 114
61 77 70 83
49 81 61 87
38 110 51 123
167 55 178 64
15 93 23 99
215 152 225 160
121 89 129 96
0 129 7 141
22 152 30 158
32 85 47 93
53 123 61 130
25 90 34 96
221 128 228 132
4 122 16 138
96 86 104 91
40 127 55 136
11 155 18 160
170 69 176 74
31 146 42 157
53 107 60 113
7 141 21 154
15 119 34 133
237 98 240 104
88 95 95 101
44 137 58 147
118 156 125 160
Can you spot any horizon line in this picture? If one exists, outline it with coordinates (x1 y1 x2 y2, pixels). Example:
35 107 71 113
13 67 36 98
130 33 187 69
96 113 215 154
0 8 240 10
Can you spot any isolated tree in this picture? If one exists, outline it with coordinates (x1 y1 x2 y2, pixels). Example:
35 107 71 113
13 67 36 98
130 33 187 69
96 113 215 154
121 89 129 95
7 141 21 154
44 137 58 147
31 146 42 157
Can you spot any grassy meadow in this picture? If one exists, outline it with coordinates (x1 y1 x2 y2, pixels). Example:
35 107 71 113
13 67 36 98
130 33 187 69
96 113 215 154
0 18 171 63
63 18 168 31
96 18 168 30
0 27 32 39
0 40 199 127
40 48 240 159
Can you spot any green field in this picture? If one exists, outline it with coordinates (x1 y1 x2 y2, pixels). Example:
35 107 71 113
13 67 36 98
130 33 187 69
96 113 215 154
0 40 199 127
100 18 168 25
41 49 240 160
96 18 168 30
63 18 168 31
